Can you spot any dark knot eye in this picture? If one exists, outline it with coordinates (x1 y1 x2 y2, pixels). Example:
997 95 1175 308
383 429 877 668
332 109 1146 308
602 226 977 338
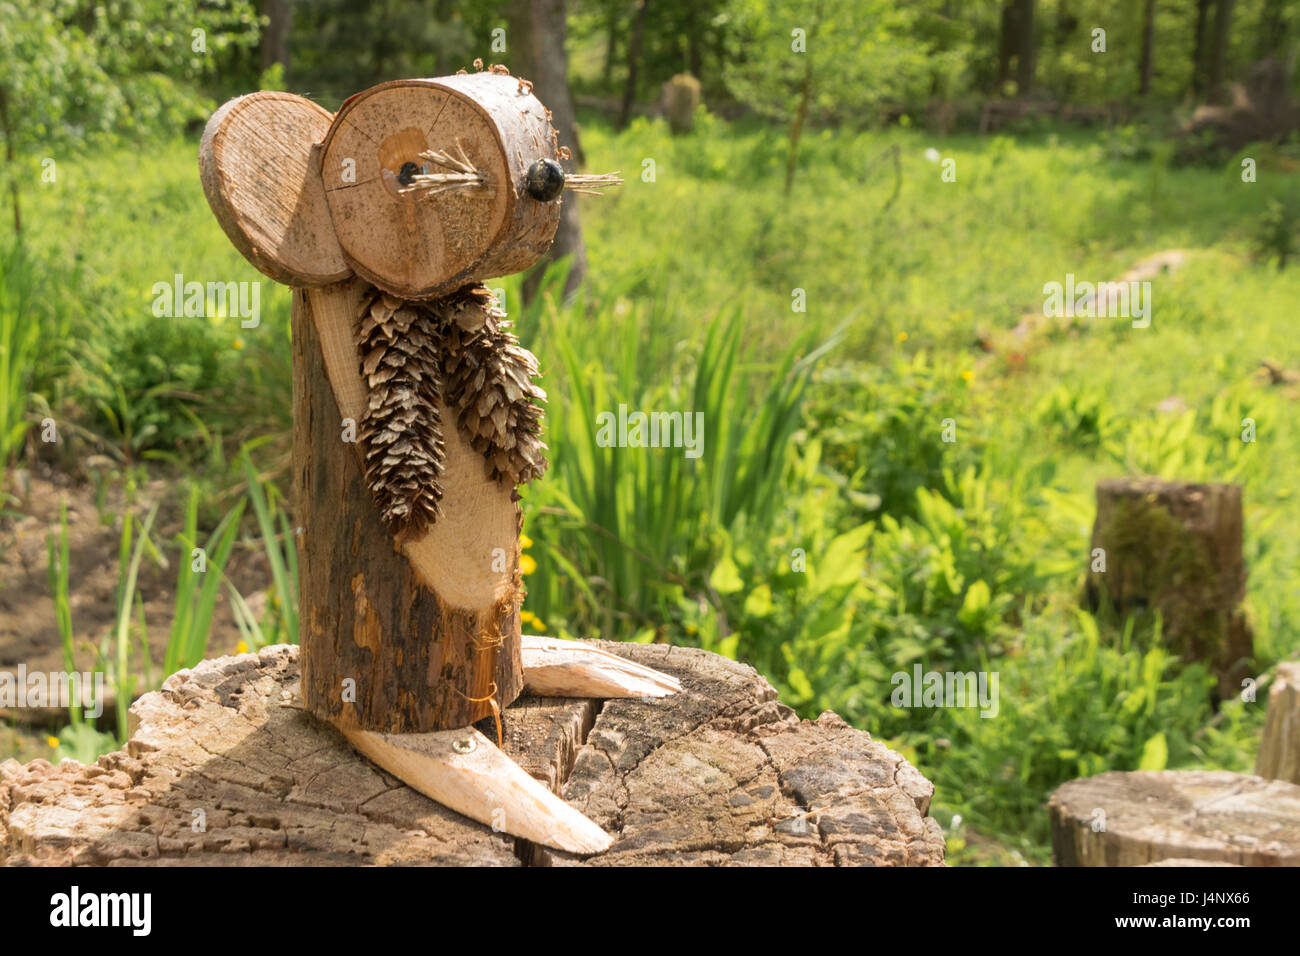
525 158 565 201
397 161 420 187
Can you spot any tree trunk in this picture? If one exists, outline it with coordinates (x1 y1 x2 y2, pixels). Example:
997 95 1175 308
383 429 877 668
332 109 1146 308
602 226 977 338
1257 662 1300 785
1053 1 1075 52
784 0 822 195
1138 0 1156 95
1207 0 1236 103
1257 0 1287 59
0 86 20 235
602 3 619 86
784 57 813 196
1191 0 1213 97
0 643 947 866
1085 478 1252 699
996 0 1015 90
293 283 524 733
1014 0 1036 94
510 0 588 304
685 3 702 80
1050 770 1300 866
618 0 650 130
259 0 293 75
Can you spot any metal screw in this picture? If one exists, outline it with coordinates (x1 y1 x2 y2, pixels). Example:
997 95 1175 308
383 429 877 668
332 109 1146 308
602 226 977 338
452 736 476 754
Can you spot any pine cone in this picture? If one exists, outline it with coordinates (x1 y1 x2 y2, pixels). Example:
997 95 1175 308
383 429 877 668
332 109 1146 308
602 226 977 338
438 286 549 486
355 289 448 541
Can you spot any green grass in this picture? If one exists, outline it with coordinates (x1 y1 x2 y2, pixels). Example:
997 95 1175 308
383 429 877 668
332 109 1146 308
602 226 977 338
7 111 1300 863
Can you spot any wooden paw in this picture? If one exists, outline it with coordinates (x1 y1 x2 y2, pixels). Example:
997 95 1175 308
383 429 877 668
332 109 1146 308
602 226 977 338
521 634 683 699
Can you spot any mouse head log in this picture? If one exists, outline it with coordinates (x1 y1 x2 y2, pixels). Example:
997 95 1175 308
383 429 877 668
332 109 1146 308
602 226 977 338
199 73 564 297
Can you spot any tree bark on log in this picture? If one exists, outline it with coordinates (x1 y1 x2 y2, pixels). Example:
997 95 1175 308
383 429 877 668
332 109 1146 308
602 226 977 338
1085 477 1252 698
1256 661 1300 785
293 286 523 733
1050 770 1300 866
0 643 946 866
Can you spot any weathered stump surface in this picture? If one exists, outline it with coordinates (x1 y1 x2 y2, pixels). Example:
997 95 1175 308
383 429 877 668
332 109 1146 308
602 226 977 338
1256 661 1300 785
1050 770 1300 866
0 643 945 866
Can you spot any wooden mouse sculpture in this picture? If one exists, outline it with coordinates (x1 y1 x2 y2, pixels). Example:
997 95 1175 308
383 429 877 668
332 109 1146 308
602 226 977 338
199 71 670 854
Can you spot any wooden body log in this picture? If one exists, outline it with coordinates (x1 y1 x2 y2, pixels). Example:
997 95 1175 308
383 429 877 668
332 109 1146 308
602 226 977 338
1085 478 1252 697
1257 661 1300 784
1049 770 1300 866
294 284 522 732
0 644 946 867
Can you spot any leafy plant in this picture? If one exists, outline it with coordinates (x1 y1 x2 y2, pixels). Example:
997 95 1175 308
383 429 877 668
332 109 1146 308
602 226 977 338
240 448 298 648
1252 198 1296 270
1034 382 1114 451
163 483 245 677
0 241 48 462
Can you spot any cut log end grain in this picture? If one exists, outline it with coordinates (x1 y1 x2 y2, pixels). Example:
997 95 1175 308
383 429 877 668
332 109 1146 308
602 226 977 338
1049 770 1300 866
0 644 946 867
318 75 562 299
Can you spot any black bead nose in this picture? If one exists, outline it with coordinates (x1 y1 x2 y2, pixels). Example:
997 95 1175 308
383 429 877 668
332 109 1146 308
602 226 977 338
525 158 565 201
397 161 420 187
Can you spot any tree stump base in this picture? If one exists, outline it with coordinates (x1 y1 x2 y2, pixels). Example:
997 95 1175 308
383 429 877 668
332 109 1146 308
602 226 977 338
0 642 945 867
1085 477 1252 698
1257 661 1300 785
1049 770 1300 866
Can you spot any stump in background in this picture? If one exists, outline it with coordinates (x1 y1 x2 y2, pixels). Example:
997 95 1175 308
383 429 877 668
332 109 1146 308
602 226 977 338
1085 478 1252 698
660 73 701 135
1257 661 1300 785
1049 770 1300 866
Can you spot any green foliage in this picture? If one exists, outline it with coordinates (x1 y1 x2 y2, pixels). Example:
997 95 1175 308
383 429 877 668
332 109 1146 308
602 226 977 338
809 353 978 519
238 449 298 649
164 484 245 676
1252 198 1297 270
46 502 78 723
524 288 826 642
72 313 227 464
289 0 477 106
921 612 1226 856
0 1 259 235
0 242 45 462
50 722 119 765
110 501 158 741
43 469 295 763
1035 383 1115 452
0 0 258 150
722 0 969 125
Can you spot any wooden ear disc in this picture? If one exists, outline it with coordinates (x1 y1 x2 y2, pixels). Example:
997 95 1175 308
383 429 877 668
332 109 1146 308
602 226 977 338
319 73 563 299
199 91 351 286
